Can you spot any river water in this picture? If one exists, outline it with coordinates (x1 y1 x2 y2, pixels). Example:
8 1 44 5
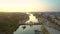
14 13 60 34
14 13 41 34
14 25 42 34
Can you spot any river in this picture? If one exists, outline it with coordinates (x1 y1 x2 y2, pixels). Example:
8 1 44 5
14 25 42 34
14 13 41 34
14 13 60 34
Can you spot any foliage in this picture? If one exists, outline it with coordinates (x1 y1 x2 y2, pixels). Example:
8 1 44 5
41 25 50 34
0 12 29 34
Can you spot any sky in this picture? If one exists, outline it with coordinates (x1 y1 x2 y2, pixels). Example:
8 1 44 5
0 0 60 12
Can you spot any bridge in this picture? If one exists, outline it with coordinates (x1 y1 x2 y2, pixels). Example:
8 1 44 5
19 23 42 25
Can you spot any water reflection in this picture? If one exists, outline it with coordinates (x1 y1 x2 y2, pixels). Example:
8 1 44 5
14 13 40 34
26 13 38 24
14 25 42 34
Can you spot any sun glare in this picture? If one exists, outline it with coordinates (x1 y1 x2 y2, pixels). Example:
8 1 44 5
0 0 48 12
26 14 38 24
2 6 9 10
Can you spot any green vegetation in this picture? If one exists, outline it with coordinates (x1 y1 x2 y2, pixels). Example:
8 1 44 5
0 12 29 34
41 25 50 34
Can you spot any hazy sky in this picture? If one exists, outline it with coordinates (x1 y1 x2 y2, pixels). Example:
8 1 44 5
0 0 60 12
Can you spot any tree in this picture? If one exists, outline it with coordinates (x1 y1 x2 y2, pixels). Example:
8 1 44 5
0 12 29 34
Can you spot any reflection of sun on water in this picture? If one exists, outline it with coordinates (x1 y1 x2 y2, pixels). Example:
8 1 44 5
26 13 38 24
29 14 38 22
